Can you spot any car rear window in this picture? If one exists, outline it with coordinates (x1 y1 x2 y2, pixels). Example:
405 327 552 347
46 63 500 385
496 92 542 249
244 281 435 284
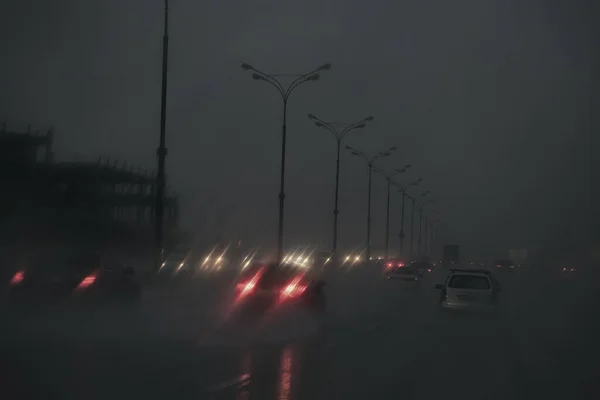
448 274 491 290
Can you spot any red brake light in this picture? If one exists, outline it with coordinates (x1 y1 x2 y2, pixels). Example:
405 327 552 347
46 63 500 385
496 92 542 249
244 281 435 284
77 274 96 289
281 276 306 298
11 271 24 285
386 262 393 268
427 269 432 272
236 268 264 297
397 263 404 267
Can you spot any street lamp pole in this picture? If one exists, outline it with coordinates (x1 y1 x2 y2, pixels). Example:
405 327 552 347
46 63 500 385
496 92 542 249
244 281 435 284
308 114 374 261
397 178 422 259
373 165 411 260
241 62 331 263
155 0 170 270
417 190 431 258
346 145 397 262
410 197 415 260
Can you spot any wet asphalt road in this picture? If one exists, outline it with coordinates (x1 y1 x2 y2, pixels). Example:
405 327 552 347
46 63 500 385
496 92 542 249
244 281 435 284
1 265 598 400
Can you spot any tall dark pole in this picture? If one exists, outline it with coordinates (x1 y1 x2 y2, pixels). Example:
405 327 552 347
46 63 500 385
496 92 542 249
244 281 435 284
308 114 374 262
384 178 391 260
346 145 396 263
410 198 415 260
399 192 405 258
366 165 373 261
155 0 169 269
418 207 423 257
332 141 341 259
276 100 288 263
424 216 428 256
242 63 330 264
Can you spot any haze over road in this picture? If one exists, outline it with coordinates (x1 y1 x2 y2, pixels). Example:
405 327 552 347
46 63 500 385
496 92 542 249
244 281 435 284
1 264 597 400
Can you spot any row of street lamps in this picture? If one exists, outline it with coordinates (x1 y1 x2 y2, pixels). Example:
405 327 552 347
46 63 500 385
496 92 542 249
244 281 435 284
152 3 439 268
240 62 441 263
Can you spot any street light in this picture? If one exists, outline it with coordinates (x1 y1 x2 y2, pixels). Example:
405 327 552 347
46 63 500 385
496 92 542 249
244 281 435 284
241 62 331 263
373 165 411 260
308 113 375 261
155 0 170 271
397 178 422 259
418 196 437 257
346 145 396 262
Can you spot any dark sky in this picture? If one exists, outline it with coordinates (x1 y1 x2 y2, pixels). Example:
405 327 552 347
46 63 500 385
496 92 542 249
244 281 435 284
1 0 597 259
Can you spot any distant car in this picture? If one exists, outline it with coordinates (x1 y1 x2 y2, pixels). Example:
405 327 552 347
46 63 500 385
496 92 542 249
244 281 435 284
233 262 326 315
495 259 515 270
409 261 434 276
384 258 405 273
7 250 141 306
435 269 501 311
386 266 420 283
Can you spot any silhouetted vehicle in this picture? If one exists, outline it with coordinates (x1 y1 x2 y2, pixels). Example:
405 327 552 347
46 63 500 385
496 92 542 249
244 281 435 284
384 258 405 273
7 249 141 306
385 266 421 284
435 269 501 311
409 260 433 276
234 262 326 315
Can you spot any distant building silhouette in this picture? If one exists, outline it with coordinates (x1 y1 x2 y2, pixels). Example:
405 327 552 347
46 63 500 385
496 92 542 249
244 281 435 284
0 124 179 256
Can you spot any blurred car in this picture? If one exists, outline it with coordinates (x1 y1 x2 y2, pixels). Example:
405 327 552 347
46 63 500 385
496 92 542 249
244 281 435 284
7 249 141 306
408 260 434 276
435 269 501 311
233 262 326 315
385 266 420 283
494 259 515 270
384 258 405 273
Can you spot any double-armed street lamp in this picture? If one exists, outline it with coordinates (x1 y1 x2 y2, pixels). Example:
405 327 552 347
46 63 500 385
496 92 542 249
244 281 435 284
410 189 430 260
397 178 423 258
345 145 397 262
418 196 437 257
373 165 412 260
307 114 375 261
241 62 331 263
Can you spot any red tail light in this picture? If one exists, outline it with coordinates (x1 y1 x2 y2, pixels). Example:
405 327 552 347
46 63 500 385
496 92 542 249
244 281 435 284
77 274 96 289
427 269 432 272
11 271 24 285
236 281 256 296
397 262 404 267
236 268 264 297
281 276 307 298
386 262 393 268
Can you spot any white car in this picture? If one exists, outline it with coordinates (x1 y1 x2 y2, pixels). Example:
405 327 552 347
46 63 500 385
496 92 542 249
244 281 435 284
435 269 501 310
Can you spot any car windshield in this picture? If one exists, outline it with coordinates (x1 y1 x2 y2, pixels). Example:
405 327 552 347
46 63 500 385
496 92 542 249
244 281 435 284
448 275 491 290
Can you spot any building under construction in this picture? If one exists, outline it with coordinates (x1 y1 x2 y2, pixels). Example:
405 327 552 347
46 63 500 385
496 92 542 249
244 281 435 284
0 124 179 258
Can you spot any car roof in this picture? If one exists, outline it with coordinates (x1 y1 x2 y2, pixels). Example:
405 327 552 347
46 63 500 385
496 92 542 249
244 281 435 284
449 268 492 275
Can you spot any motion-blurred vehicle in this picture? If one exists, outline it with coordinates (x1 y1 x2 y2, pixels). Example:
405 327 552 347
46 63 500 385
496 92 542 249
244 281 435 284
234 262 326 315
384 258 405 273
409 260 433 276
495 259 515 270
385 266 420 283
7 249 141 306
435 269 501 311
